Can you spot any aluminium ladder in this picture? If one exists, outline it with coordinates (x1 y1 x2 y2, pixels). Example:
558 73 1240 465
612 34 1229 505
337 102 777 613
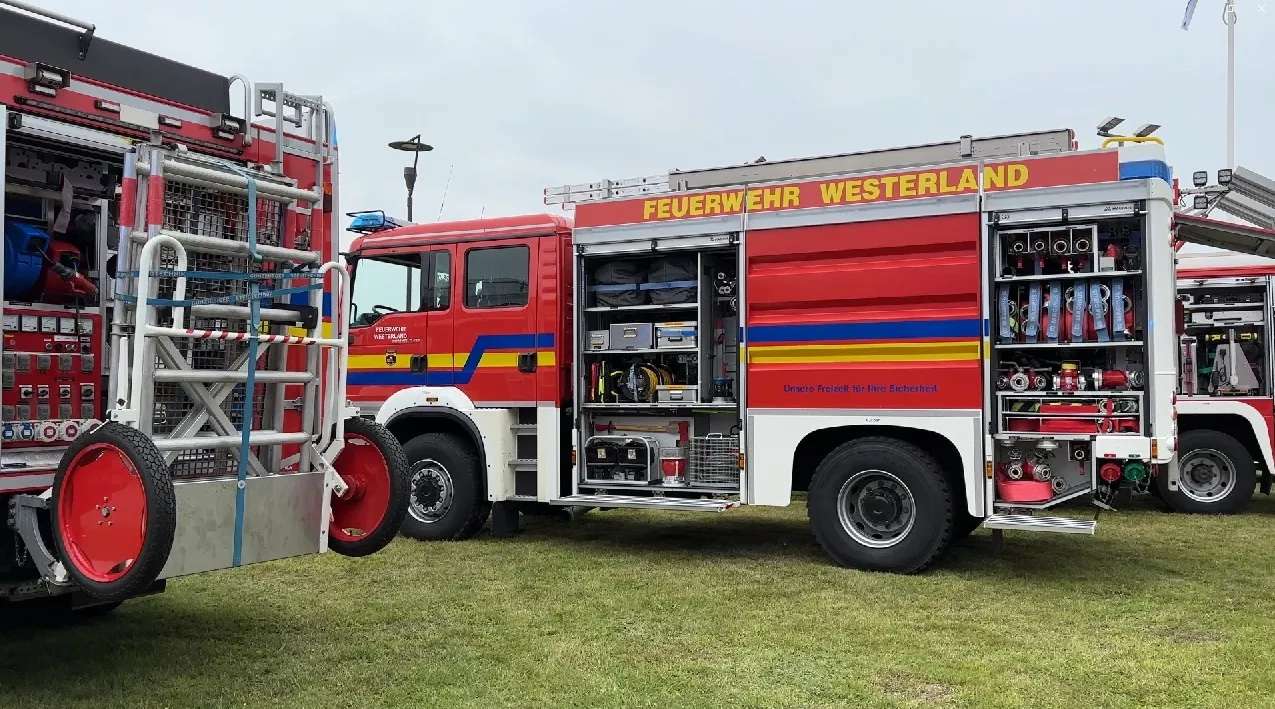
109 130 353 538
544 128 1078 207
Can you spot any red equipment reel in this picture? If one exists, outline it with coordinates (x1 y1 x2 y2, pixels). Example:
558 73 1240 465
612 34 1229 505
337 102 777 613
327 416 410 557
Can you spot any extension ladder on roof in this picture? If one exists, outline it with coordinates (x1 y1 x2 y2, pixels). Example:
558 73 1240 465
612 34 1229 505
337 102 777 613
545 128 1077 207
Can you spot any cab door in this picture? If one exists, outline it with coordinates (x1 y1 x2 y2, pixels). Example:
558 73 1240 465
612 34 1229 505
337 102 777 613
346 251 427 412
453 238 541 407
421 246 455 387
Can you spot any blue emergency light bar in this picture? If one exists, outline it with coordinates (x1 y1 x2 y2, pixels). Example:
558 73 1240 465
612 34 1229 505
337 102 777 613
346 210 412 234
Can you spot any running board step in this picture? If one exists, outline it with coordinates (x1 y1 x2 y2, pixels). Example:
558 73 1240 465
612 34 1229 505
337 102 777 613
983 513 1097 535
551 494 739 512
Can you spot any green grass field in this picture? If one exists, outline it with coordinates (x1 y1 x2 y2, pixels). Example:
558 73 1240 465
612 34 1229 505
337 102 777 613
4 494 1275 709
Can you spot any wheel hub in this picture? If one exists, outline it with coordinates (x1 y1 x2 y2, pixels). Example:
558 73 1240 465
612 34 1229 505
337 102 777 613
861 489 902 527
409 459 453 522
1187 463 1217 486
339 473 367 502
414 475 442 510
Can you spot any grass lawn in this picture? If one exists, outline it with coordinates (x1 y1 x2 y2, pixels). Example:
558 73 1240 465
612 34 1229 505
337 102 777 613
4 493 1275 709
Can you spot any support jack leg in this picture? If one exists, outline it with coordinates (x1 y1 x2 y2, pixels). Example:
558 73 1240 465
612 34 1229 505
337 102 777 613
991 528 1004 556
490 502 521 538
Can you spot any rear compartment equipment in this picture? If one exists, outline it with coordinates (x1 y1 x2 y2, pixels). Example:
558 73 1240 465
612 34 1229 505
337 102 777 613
989 208 1152 513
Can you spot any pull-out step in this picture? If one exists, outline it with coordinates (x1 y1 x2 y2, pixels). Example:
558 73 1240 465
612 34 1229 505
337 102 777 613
983 513 1097 535
552 494 739 513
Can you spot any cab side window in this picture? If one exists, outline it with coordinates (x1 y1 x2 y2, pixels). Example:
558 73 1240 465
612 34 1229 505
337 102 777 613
465 245 529 309
350 254 423 327
424 250 451 312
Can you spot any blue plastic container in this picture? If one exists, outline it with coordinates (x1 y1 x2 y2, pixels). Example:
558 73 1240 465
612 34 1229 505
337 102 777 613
3 219 51 300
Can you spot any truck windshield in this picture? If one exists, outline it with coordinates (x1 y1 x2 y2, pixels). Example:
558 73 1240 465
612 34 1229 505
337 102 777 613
351 255 421 326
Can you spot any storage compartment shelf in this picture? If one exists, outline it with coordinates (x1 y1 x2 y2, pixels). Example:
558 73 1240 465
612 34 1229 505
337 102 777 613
1184 302 1263 311
994 270 1142 283
584 348 697 355
582 402 738 410
580 482 739 494
584 303 698 312
993 485 1093 510
995 341 1143 350
993 432 1125 441
997 390 1143 398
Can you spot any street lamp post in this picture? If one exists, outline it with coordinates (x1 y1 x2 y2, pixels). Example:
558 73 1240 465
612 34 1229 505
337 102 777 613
389 135 433 222
1182 0 1239 169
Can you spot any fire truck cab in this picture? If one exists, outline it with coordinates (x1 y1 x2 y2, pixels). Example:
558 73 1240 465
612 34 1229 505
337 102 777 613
359 128 1202 574
1 3 409 614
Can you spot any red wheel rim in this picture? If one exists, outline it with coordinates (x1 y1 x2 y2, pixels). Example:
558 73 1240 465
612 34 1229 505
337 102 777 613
330 433 392 542
56 443 147 583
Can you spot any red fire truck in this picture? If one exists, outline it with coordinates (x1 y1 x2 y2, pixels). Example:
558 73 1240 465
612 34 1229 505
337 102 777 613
348 128 1203 574
1 2 409 615
1167 166 1275 514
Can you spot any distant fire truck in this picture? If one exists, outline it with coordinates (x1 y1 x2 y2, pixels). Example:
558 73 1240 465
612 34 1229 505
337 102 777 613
1168 165 1275 514
346 126 1239 574
1 2 409 614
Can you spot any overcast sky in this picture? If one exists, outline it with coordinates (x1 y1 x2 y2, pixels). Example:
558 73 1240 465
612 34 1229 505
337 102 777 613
33 0 1275 243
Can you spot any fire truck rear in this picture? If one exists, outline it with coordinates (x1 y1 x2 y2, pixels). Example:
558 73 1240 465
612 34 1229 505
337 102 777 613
360 128 1192 573
1 2 409 613
1167 165 1275 514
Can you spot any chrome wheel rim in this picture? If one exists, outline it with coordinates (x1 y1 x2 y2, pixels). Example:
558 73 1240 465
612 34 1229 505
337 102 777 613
1178 448 1235 504
409 458 454 523
836 469 916 549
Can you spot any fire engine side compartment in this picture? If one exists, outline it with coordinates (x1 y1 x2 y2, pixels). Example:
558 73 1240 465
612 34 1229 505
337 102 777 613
744 198 985 510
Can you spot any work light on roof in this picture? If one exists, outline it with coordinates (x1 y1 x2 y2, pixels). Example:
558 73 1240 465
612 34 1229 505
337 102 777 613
1133 123 1161 138
1096 117 1124 137
1193 195 1209 210
1218 169 1233 185
1193 171 1208 187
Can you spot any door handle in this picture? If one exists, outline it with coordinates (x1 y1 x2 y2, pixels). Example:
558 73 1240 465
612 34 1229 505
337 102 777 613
517 352 537 373
409 355 427 373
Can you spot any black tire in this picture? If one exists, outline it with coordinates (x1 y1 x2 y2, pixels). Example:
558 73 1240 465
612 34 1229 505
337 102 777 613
328 417 412 557
807 436 954 574
1159 429 1256 515
49 423 176 603
399 432 491 541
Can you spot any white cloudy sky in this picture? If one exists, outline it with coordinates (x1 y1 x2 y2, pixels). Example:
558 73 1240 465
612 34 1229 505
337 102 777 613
30 0 1275 240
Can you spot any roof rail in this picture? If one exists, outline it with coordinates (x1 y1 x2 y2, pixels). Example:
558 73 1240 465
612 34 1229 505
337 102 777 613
545 128 1077 207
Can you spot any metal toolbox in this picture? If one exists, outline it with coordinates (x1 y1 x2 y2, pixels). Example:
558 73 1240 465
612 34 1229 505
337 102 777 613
608 322 654 350
656 384 699 403
586 330 610 351
655 321 698 349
